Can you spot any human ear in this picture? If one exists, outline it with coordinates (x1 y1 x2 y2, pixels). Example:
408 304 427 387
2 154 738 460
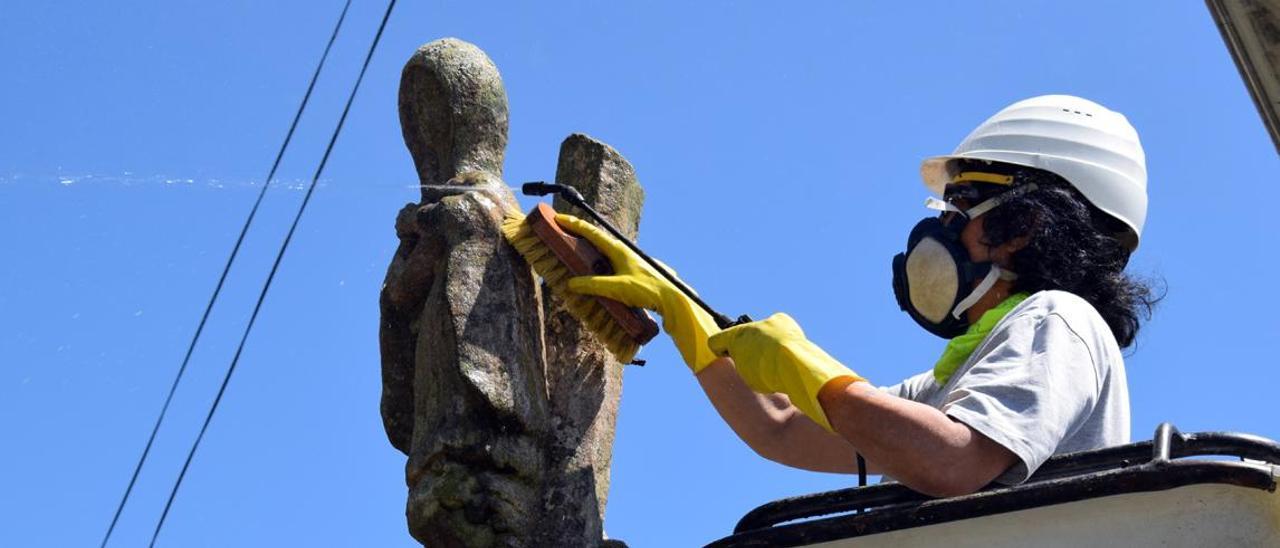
992 235 1031 267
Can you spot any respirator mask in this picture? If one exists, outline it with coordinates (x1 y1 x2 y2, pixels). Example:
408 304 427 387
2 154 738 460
891 174 1036 339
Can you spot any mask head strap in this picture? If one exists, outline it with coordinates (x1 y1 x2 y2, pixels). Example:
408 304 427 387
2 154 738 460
924 184 1038 220
952 181 1039 220
924 196 962 213
963 183 1037 219
951 265 1019 319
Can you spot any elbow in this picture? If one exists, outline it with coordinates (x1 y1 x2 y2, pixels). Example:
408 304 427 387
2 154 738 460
744 427 788 464
910 471 991 498
902 450 1007 498
742 415 809 467
731 397 800 465
903 425 1017 498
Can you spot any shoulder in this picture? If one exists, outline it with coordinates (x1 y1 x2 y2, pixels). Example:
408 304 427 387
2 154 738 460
1007 290 1109 339
880 369 937 401
975 290 1121 376
1009 289 1095 319
999 290 1122 373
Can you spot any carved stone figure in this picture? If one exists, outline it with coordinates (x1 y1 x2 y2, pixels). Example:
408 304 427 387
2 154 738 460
379 38 644 547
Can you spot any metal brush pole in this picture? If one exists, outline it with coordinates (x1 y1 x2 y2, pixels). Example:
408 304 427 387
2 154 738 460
521 181 750 329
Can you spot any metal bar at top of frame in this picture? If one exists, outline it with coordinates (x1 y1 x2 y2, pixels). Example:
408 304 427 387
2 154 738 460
1207 0 1280 156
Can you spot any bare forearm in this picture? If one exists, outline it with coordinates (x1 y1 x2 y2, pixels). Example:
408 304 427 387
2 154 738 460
818 379 1015 497
695 358 861 473
692 359 1012 490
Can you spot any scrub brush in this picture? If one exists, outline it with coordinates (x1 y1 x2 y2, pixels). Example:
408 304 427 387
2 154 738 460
502 200 660 364
502 182 751 365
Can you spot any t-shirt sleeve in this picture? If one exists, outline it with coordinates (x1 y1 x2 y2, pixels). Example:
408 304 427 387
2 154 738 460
879 369 937 401
941 312 1101 484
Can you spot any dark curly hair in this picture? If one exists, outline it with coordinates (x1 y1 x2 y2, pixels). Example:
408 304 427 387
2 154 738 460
969 164 1161 349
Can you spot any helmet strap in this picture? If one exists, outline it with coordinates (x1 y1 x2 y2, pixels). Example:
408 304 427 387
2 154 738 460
950 171 1015 186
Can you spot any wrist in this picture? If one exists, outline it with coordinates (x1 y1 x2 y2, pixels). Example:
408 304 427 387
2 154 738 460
662 294 722 373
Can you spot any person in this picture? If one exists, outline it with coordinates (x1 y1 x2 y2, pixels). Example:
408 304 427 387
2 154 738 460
554 95 1158 497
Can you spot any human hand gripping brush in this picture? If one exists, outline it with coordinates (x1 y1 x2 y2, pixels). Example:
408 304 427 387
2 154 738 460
501 200 659 364
505 182 866 433
501 181 744 369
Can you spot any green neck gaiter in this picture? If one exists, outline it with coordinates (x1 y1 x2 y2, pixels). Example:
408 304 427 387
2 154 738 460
933 292 1029 385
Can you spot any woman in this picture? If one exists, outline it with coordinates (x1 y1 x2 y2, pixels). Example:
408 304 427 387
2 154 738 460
556 95 1158 497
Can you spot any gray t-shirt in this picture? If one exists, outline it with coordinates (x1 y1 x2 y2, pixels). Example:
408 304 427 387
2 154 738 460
881 290 1130 484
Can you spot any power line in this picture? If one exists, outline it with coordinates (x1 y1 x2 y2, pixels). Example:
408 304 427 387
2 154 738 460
146 1 398 546
99 2 353 546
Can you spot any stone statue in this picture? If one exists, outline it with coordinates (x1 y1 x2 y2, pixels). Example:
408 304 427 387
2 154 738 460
379 38 644 547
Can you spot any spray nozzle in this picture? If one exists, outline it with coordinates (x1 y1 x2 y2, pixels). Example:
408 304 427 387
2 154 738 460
522 181 584 203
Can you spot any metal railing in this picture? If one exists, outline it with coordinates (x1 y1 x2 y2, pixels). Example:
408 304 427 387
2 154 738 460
710 423 1280 548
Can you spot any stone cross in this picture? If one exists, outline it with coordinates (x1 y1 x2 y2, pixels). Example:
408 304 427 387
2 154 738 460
379 38 644 547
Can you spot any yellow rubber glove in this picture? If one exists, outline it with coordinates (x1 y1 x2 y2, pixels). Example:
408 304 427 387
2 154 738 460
707 313 865 432
554 213 721 372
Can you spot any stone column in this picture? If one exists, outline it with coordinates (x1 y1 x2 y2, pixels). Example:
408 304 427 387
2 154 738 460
379 38 644 547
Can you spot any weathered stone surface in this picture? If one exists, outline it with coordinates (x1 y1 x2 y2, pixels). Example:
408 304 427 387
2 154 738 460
399 38 509 192
538 135 644 543
379 38 644 547
399 177 548 546
552 134 645 238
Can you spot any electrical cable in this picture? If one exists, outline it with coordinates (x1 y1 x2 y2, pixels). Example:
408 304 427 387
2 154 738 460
146 1 397 545
99 2 353 545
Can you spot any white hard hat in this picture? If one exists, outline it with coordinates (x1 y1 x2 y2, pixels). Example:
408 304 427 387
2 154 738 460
920 95 1148 250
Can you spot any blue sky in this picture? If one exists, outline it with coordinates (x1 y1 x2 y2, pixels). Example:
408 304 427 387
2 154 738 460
2 1 1277 546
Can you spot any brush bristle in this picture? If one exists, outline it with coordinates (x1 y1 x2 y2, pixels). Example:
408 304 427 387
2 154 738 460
501 212 640 363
